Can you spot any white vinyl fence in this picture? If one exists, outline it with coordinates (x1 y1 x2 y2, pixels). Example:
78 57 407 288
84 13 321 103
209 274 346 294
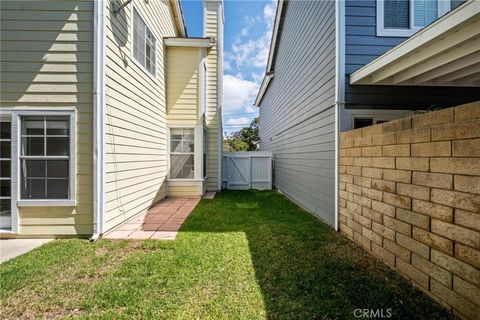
222 151 273 190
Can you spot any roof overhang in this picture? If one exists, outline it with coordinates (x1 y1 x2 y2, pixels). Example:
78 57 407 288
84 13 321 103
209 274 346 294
254 0 286 107
170 0 187 37
254 72 274 106
164 37 216 48
350 0 480 87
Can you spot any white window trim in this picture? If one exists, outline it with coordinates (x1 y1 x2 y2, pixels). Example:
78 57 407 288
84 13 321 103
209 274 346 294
130 4 157 80
167 124 203 182
377 0 451 37
0 108 76 233
14 110 76 207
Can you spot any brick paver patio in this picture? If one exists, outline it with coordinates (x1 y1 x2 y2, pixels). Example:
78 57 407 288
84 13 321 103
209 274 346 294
103 197 200 240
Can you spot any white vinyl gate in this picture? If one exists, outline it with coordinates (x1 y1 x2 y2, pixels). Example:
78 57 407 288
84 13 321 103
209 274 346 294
222 151 273 190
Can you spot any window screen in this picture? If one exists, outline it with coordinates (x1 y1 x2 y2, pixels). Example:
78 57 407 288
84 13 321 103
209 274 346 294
413 0 438 27
170 128 195 179
384 0 410 29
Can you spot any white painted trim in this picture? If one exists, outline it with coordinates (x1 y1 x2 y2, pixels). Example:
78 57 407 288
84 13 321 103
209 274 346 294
164 37 215 48
10 114 18 234
171 0 187 37
167 126 200 181
254 72 274 107
93 0 106 239
266 0 284 73
334 0 346 232
130 3 158 81
376 0 452 37
353 0 479 84
254 0 284 107
17 200 76 207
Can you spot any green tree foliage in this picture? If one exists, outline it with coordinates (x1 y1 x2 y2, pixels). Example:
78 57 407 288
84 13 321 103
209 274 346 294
223 117 259 152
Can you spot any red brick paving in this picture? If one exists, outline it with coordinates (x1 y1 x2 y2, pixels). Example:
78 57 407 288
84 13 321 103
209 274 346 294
103 197 200 240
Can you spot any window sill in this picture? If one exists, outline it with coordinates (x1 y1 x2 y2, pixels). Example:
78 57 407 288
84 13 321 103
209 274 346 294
376 28 418 37
17 200 76 207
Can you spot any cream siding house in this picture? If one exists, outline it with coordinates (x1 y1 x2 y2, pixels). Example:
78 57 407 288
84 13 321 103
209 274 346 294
0 0 223 238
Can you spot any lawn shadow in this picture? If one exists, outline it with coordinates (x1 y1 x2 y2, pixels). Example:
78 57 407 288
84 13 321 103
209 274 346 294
180 190 456 320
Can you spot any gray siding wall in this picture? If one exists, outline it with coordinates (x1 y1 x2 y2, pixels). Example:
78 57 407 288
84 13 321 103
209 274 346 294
345 0 480 109
259 0 336 226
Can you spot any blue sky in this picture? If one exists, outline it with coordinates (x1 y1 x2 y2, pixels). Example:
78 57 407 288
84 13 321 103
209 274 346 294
182 0 276 134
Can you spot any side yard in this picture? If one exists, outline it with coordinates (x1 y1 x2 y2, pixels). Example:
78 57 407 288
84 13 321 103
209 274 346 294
0 191 455 319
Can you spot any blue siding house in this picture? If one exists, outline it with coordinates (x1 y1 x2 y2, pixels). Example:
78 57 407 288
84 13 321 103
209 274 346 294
255 0 480 228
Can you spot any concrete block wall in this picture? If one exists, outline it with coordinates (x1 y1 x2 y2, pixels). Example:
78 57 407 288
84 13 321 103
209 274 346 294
339 102 480 320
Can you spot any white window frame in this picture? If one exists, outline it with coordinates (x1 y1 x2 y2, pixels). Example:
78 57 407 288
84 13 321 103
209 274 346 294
131 5 157 79
377 0 451 37
12 110 76 207
168 126 196 181
0 109 76 234
167 125 204 182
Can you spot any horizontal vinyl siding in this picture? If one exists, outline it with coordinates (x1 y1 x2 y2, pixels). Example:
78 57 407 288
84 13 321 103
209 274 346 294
259 0 336 226
104 0 177 231
166 47 199 125
204 1 221 191
345 0 480 109
0 0 94 235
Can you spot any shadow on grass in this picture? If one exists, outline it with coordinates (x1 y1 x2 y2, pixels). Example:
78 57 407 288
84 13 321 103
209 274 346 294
181 190 455 320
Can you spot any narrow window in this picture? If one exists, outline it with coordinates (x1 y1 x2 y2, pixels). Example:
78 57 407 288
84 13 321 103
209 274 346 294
0 120 11 228
133 8 156 77
170 128 195 179
20 116 71 199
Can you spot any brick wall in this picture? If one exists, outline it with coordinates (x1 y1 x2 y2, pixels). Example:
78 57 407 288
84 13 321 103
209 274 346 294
339 102 480 320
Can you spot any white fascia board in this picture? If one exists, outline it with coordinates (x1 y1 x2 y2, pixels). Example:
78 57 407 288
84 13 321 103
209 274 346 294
350 0 480 84
164 37 215 48
265 0 284 72
172 0 187 37
254 72 274 107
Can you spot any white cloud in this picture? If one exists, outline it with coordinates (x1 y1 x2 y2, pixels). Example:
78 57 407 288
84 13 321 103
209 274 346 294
264 1 276 28
225 1 277 72
223 74 259 114
226 117 250 125
222 1 276 134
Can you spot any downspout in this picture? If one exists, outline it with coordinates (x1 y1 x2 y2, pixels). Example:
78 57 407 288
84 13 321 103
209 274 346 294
91 0 106 241
334 0 346 232
216 0 224 191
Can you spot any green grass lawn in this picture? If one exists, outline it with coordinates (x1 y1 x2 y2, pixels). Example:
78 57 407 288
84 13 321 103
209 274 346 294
0 191 455 320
